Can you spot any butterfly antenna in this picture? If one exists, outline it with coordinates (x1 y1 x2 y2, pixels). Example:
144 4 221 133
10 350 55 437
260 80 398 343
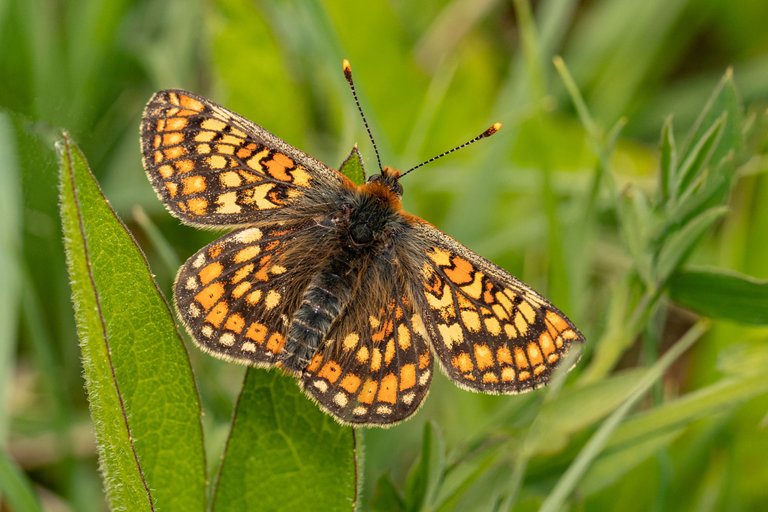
399 122 503 179
343 59 383 173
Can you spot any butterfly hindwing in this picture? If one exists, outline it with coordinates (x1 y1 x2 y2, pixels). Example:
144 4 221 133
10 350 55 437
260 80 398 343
174 221 328 367
141 89 347 227
412 223 584 393
300 263 433 426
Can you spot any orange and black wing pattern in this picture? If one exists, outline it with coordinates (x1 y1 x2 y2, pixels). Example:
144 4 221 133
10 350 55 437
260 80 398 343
174 221 327 367
300 268 433 426
412 223 584 394
141 89 345 227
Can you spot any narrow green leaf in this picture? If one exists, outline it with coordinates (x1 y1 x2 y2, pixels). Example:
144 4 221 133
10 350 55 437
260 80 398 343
581 429 681 494
339 144 366 185
654 206 728 285
213 368 357 511
434 450 501 512
540 321 708 512
58 134 206 511
371 472 405 512
673 115 726 202
659 116 676 204
583 373 768 494
663 155 734 239
617 186 653 285
405 421 445 511
680 69 743 170
0 113 22 443
524 368 645 456
669 267 768 325
0 449 42 512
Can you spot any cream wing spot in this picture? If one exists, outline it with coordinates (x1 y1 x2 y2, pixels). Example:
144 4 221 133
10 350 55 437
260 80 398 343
265 290 281 310
234 228 263 243
437 323 464 348
192 253 206 268
216 191 241 214
333 393 348 407
219 333 235 346
343 333 360 351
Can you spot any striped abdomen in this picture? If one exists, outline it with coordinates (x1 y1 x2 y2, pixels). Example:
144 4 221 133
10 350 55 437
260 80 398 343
281 255 354 371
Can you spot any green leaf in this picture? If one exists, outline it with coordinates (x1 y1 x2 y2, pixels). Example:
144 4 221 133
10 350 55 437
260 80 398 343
0 113 22 442
680 69 743 172
583 373 768 493
404 421 446 511
524 368 646 456
659 116 676 204
669 267 768 325
673 115 726 203
213 368 357 511
434 450 501 512
0 448 42 512
58 134 206 511
540 321 708 512
371 472 405 512
663 155 735 240
339 144 366 185
653 206 728 286
617 186 653 285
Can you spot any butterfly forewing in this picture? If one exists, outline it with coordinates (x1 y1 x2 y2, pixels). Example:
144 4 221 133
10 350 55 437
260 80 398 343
141 89 345 227
412 223 584 393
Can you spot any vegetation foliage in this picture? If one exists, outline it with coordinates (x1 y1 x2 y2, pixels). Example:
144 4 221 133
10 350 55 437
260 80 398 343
2 0 767 510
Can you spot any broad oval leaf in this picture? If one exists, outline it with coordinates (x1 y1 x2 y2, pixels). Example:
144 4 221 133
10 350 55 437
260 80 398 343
58 134 206 511
213 368 357 511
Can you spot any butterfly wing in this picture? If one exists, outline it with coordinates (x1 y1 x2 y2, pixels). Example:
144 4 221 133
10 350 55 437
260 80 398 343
300 260 433 426
412 222 584 393
175 221 332 367
141 89 349 227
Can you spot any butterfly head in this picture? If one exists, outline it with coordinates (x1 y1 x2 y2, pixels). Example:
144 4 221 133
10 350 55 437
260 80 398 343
367 166 403 197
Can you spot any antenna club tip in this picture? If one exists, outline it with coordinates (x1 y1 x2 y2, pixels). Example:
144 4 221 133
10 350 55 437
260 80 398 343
483 122 502 137
342 59 352 77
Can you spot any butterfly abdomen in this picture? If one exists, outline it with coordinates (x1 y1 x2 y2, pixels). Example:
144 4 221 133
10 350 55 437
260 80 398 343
282 255 354 371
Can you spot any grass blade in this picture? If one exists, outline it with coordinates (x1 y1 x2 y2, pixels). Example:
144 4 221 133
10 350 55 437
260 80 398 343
0 113 22 443
540 321 708 512
0 449 42 512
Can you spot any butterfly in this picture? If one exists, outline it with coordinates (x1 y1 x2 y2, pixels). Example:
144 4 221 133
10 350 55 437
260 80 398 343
140 61 584 426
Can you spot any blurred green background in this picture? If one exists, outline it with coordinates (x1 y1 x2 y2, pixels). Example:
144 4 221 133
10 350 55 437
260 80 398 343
2 0 768 510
